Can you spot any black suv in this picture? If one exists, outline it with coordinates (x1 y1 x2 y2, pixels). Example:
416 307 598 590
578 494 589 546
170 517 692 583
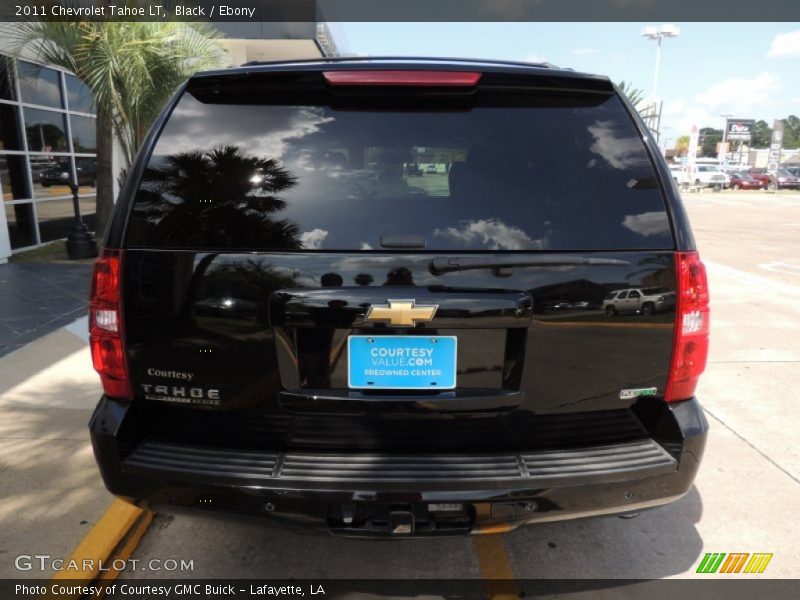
89 58 709 537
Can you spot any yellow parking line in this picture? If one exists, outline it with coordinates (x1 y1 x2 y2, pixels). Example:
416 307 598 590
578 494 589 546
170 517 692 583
40 499 153 600
473 534 520 600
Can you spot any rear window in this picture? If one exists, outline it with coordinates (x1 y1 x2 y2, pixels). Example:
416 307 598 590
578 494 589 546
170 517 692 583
125 81 672 251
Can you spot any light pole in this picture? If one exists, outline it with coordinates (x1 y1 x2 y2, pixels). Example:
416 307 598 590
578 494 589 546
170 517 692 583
641 24 680 101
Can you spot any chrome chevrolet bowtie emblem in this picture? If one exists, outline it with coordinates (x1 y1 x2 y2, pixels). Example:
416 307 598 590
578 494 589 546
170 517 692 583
364 299 438 327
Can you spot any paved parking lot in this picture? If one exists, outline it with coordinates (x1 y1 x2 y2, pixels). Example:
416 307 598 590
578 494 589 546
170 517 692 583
122 190 800 581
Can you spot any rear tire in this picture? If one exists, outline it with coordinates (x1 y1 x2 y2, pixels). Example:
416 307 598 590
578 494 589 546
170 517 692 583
605 305 617 317
641 303 655 316
732 184 740 191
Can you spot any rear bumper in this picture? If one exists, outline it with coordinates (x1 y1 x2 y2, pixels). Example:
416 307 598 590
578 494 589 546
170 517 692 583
89 397 708 536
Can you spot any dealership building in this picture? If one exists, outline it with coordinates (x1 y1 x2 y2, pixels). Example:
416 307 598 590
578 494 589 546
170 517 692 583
0 21 342 262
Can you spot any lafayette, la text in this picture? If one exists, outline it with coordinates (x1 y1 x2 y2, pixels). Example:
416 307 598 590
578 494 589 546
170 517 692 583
18 583 325 597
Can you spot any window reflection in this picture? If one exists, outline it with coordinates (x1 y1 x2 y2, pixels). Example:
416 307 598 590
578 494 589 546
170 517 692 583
75 157 97 192
37 196 96 243
24 107 68 152
70 115 96 152
0 55 98 247
134 145 301 249
1 156 29 201
30 156 68 198
28 156 96 198
65 75 95 113
0 55 16 101
18 61 63 108
0 103 22 150
129 92 673 251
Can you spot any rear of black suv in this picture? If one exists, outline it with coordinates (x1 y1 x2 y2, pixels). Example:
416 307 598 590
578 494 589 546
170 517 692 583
89 59 709 536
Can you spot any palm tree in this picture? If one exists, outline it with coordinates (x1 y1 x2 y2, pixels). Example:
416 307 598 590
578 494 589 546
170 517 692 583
617 80 660 139
617 80 645 109
9 16 225 235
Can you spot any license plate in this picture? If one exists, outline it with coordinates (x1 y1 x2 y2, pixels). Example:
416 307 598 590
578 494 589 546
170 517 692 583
347 335 457 390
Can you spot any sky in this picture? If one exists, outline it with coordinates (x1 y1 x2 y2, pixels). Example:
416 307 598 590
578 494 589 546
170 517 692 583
335 22 800 147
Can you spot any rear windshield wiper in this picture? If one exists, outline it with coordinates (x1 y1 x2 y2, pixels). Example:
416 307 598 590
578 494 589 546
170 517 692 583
429 254 630 275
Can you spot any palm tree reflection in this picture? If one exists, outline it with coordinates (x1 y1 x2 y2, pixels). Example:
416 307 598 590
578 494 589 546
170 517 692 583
139 145 301 248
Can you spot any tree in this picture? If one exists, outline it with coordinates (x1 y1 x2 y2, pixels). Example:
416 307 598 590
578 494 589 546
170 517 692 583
699 127 723 157
617 80 660 138
780 115 800 149
674 135 690 157
750 120 772 148
10 18 225 236
617 80 645 109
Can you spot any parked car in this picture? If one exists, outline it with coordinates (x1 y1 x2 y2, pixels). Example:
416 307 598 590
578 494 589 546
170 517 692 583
603 286 675 316
746 168 772 187
748 167 800 190
729 171 764 190
691 165 729 188
775 169 800 190
89 57 709 536
39 160 96 188
783 166 800 178
426 164 438 174
667 164 687 185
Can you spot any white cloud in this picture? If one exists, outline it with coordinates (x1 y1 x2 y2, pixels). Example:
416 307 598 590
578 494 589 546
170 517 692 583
587 120 648 170
573 48 599 57
434 219 544 250
299 229 328 249
694 72 780 115
663 99 686 116
523 53 547 64
622 212 671 237
767 30 800 58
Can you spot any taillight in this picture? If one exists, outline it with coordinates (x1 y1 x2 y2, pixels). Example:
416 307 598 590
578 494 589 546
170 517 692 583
665 252 710 402
322 70 482 87
89 248 131 399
